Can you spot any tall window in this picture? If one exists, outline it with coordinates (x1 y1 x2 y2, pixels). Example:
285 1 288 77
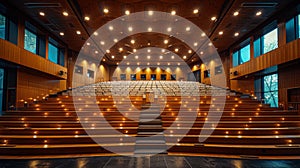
263 74 278 107
48 43 58 64
298 14 300 38
0 14 5 39
254 28 278 57
24 29 37 54
262 28 278 54
232 44 250 67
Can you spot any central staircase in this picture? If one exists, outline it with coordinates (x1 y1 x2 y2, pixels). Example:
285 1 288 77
135 103 167 155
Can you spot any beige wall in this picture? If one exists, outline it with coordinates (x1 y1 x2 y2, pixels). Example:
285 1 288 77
110 66 189 81
71 58 110 87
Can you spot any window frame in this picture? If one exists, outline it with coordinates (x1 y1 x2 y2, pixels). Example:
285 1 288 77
48 42 59 64
232 43 250 67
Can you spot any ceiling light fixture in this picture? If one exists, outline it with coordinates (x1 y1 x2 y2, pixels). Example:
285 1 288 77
39 12 45 16
188 50 192 54
130 39 135 44
128 26 133 31
123 55 127 59
125 10 130 15
211 16 217 21
256 11 262 16
219 31 223 35
147 55 151 59
133 49 137 52
62 11 68 16
103 8 109 14
175 48 179 52
233 11 239 16
171 10 176 15
171 56 175 59
84 16 90 21
186 27 191 31
76 30 81 35
59 32 64 36
111 55 115 59
193 9 199 14
234 32 239 37
109 26 113 31
164 40 169 44
183 56 187 59
148 10 153 16
167 27 172 32
106 50 110 53
148 27 152 32
119 47 123 52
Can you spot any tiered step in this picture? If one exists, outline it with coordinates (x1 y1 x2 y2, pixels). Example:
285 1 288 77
135 103 167 155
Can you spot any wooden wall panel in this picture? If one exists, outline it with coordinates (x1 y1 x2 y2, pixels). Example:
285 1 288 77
230 38 300 79
0 39 67 79
278 61 300 108
17 69 66 107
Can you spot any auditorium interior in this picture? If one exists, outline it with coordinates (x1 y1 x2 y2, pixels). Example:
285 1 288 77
0 0 300 167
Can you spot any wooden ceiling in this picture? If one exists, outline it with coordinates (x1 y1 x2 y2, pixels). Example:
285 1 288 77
7 0 298 65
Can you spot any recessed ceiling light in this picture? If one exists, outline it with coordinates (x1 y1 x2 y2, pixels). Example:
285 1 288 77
147 55 151 59
194 42 198 46
133 49 137 52
39 12 45 16
168 63 170 65
171 10 176 15
106 50 110 53
87 42 90 46
183 56 187 59
62 11 68 16
111 55 115 59
161 49 165 53
159 55 163 59
76 30 81 35
113 39 118 43
201 33 206 37
164 40 169 44
171 55 175 59
188 50 192 54
211 16 217 21
128 26 133 31
186 27 191 31
157 62 160 65
147 49 151 53
148 10 153 16
256 11 262 16
59 32 64 36
103 59 106 61
116 62 119 65
135 55 139 59
148 42 151 46
119 48 123 52
148 27 152 32
137 62 140 65
177 63 180 66
208 42 213 46
109 26 113 31
100 41 105 45
234 32 239 37
147 62 150 65
175 48 179 52
94 32 98 36
233 11 239 16
219 31 223 35
84 16 90 21
125 10 130 15
130 39 135 44
103 8 109 14
200 51 204 55
167 27 172 32
123 55 127 59
127 62 130 65
193 9 199 14
95 50 98 54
